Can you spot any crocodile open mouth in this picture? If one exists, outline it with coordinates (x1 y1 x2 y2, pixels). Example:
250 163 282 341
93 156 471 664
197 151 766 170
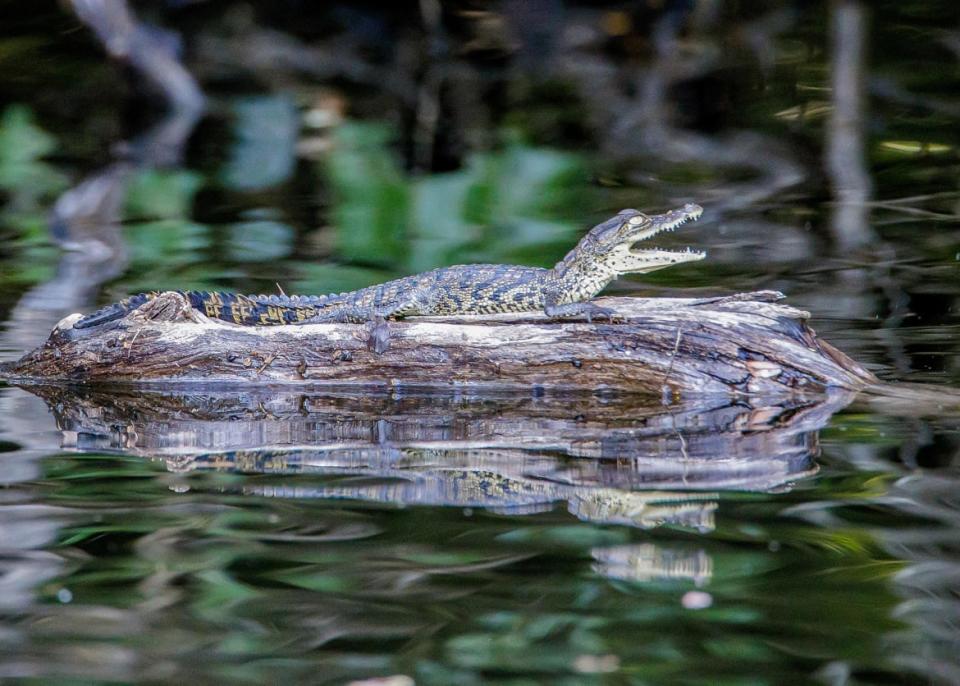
627 203 705 261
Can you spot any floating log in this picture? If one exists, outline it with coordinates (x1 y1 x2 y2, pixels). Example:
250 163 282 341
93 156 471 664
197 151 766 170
1 290 875 395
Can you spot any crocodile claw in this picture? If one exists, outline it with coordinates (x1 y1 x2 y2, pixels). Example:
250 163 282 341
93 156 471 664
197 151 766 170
588 305 625 323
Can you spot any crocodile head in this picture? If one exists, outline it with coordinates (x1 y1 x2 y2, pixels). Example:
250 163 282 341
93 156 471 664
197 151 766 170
586 203 705 276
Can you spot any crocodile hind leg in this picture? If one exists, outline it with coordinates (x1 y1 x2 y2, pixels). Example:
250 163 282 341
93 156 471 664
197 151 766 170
367 290 440 353
302 290 434 354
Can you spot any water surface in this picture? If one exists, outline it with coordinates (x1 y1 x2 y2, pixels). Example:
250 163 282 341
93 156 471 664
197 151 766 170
1 2 959 683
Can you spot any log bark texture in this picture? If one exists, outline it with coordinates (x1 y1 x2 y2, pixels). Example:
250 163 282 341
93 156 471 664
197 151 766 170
1 290 876 395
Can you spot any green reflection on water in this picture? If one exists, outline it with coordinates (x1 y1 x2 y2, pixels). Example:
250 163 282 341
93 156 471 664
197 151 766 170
0 382 943 684
0 402 913 685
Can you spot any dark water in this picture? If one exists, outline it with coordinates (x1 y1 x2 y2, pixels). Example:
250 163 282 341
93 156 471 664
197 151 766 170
2 2 960 683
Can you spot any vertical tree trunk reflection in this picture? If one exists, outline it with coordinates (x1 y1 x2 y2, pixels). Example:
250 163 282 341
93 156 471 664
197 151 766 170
826 0 874 250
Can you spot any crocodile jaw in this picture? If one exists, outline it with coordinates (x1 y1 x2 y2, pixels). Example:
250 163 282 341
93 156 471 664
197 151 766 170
611 203 705 275
610 246 706 275
626 203 703 242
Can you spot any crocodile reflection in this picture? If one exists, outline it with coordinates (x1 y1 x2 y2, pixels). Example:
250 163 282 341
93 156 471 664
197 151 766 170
170 448 721 531
25 385 855 531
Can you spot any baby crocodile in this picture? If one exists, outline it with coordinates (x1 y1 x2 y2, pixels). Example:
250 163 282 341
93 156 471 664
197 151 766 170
74 203 704 329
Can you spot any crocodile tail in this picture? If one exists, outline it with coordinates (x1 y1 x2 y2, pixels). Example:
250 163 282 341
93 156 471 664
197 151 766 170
184 291 330 325
240 293 333 325
73 293 156 329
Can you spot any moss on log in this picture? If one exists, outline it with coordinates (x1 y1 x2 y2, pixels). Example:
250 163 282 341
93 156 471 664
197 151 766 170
1 290 875 396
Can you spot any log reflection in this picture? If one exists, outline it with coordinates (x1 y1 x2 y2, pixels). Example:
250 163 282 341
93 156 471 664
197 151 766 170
23 386 855 531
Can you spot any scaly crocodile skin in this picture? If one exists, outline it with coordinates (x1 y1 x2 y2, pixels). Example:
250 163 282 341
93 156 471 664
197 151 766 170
74 204 704 329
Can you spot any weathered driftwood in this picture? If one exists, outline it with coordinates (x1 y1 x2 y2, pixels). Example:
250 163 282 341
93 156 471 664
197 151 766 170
1 290 875 395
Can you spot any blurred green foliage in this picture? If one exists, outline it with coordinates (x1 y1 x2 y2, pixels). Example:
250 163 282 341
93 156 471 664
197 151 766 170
121 168 217 292
316 122 594 290
0 107 608 303
0 105 65 295
26 446 913 685
323 123 410 268
221 95 300 191
125 169 203 221
0 105 68 237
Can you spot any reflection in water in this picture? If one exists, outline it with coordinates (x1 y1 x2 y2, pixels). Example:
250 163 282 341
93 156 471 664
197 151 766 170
787 436 960 684
0 1 204 359
1 109 202 357
186 450 722 531
27 386 850 533
826 0 873 251
0 507 70 612
889 472 960 684
1 381 956 682
591 544 713 586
